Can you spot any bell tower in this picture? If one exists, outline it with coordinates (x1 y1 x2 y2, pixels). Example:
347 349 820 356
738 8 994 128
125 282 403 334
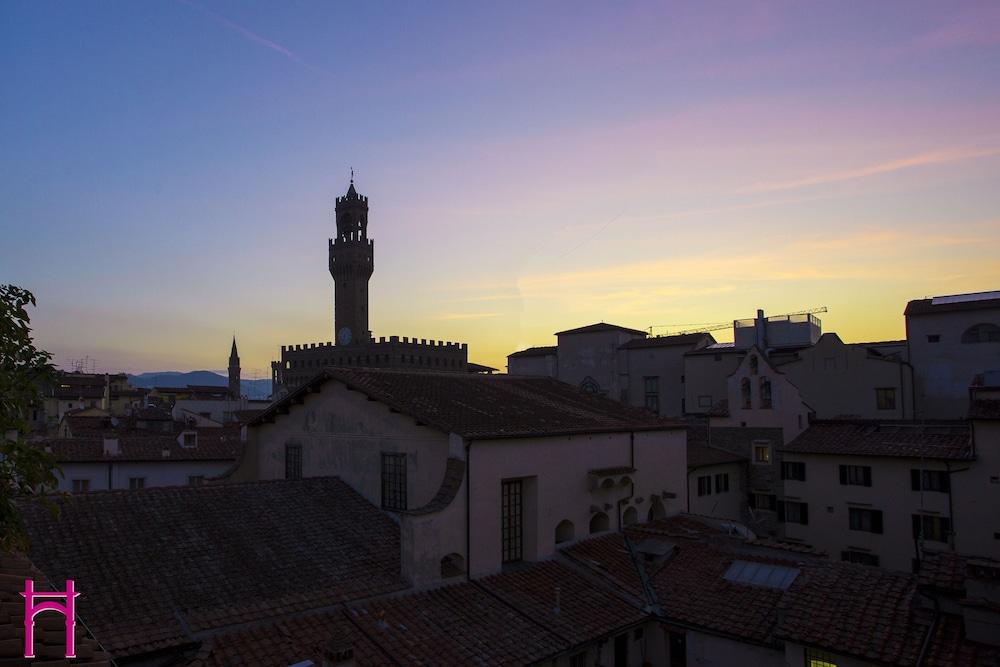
228 336 241 399
329 175 374 346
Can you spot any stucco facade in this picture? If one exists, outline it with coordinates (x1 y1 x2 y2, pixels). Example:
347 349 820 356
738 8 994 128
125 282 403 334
234 371 688 588
905 293 1000 419
56 459 234 492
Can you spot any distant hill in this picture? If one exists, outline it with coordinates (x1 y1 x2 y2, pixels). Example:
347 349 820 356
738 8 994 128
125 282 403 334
127 371 272 400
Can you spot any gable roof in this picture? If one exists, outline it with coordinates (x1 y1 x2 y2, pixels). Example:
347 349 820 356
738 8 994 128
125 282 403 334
619 332 715 350
20 477 406 658
555 322 647 337
779 421 973 460
507 345 558 359
252 368 683 438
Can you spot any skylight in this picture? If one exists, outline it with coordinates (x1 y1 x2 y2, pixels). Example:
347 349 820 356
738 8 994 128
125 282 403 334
723 560 800 590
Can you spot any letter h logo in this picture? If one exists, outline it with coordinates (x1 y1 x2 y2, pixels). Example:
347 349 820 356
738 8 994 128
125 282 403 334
20 579 80 659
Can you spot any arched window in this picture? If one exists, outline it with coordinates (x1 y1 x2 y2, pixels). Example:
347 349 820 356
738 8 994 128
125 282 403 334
589 512 609 534
749 356 759 375
440 553 465 578
961 323 1000 344
580 377 601 394
741 378 752 409
647 497 666 522
759 377 772 409
623 506 638 526
555 519 575 544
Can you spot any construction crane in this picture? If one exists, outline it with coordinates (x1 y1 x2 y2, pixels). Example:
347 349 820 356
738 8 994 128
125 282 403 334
648 306 827 337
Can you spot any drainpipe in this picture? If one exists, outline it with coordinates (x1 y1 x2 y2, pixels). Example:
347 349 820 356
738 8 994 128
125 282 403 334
465 438 473 582
618 432 636 531
902 360 916 421
916 591 941 667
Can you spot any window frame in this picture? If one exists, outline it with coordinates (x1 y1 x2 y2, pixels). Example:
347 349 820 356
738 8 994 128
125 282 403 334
501 479 524 563
128 477 145 490
285 443 303 480
697 475 712 497
781 461 806 481
753 444 771 464
839 464 872 487
848 507 884 534
714 472 730 493
875 387 896 411
380 452 408 511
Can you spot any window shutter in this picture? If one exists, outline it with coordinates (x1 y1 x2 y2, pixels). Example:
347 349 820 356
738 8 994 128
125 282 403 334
943 517 952 535
748 493 757 509
873 511 883 534
839 465 847 485
942 473 951 493
801 463 806 482
777 501 785 522
911 469 921 491
864 467 872 487
801 503 809 525
912 514 921 539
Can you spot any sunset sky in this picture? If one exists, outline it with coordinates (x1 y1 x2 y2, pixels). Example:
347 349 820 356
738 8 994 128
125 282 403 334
3 1 1000 376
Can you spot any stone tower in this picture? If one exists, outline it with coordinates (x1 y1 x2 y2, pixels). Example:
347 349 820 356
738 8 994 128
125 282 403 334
228 337 241 399
329 177 374 346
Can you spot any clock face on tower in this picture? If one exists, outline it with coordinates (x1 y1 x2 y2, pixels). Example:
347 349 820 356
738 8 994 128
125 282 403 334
337 326 353 346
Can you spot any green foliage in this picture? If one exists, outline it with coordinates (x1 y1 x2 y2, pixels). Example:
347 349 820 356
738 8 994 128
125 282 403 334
0 284 62 551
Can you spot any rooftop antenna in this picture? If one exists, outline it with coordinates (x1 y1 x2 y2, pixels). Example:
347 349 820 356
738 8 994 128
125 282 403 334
350 166 354 184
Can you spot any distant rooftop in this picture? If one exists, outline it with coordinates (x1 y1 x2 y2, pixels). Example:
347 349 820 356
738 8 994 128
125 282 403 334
779 421 973 460
619 332 714 350
507 345 557 358
554 322 647 337
906 290 1000 316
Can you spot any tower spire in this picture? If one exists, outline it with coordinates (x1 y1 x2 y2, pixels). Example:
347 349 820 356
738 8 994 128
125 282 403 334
228 336 241 401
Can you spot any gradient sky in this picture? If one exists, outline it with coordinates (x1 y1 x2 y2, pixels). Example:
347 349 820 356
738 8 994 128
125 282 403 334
3 1 1000 376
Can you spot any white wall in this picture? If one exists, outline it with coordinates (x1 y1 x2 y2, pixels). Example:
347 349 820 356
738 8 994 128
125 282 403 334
57 460 234 491
688 462 744 521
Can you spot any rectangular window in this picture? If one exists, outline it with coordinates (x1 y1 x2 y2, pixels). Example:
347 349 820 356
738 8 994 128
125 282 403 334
614 633 628 667
781 461 806 481
501 479 523 563
714 473 730 493
876 388 896 410
381 452 408 511
911 469 950 493
128 477 145 490
697 395 712 408
753 444 771 464
841 550 880 567
839 465 872 487
285 444 302 480
848 508 883 534
927 334 940 343
669 632 687 667
749 492 777 512
643 376 659 413
182 432 197 447
569 652 587 667
779 500 809 525
188 475 204 486
72 479 90 493
912 514 951 543
806 648 839 667
697 475 712 496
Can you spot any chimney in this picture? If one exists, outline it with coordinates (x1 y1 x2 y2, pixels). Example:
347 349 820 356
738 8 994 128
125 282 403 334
101 373 111 412
102 438 120 457
754 309 767 349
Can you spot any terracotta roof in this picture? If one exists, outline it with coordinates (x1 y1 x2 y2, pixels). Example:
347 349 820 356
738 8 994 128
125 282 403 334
0 551 113 665
779 422 973 460
20 477 407 658
507 345 557 359
688 440 746 469
905 293 1000 316
232 408 265 423
132 406 172 420
918 551 973 595
32 429 242 462
619 332 715 350
554 322 647 337
971 398 1000 420
923 615 1000 667
566 516 933 662
252 368 684 438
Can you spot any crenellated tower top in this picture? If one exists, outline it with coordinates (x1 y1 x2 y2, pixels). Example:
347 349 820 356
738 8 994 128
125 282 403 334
329 176 374 346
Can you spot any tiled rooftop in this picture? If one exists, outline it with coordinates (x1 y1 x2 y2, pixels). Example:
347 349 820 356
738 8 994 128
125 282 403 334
618 332 714 350
253 368 683 438
31 427 242 462
20 477 407 658
507 345 557 358
780 421 973 460
554 322 647 337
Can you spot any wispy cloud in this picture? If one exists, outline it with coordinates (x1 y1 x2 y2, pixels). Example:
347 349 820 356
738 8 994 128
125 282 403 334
433 312 500 321
738 145 1000 194
177 0 307 66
